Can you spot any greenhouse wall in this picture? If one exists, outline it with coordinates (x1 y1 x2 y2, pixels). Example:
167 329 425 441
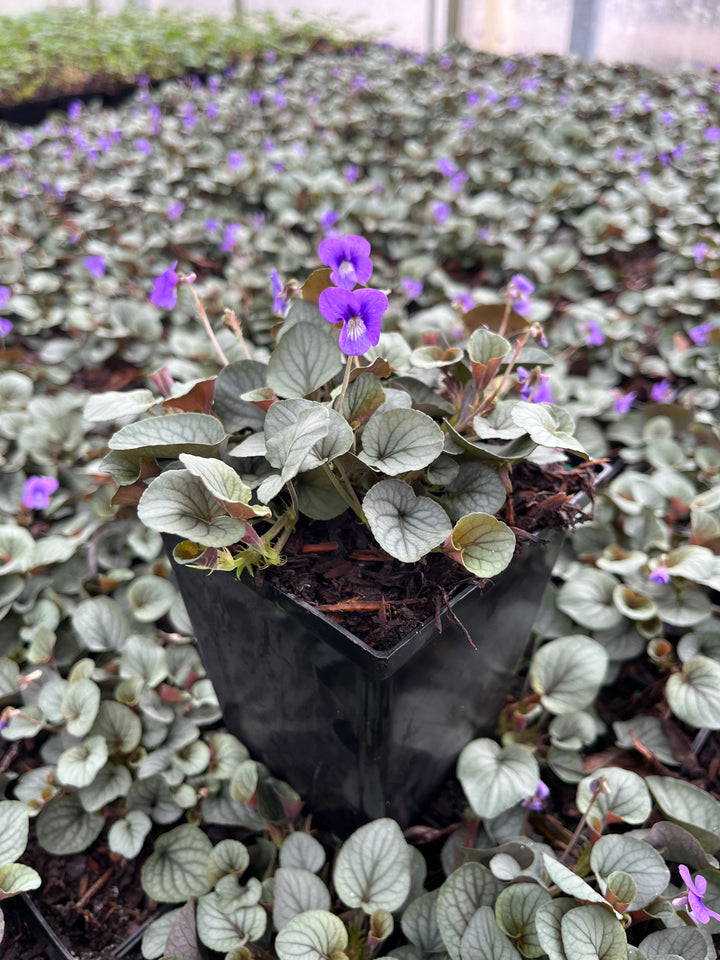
2 0 720 69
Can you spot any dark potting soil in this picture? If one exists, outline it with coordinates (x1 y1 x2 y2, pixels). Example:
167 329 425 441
15 829 152 960
257 460 599 650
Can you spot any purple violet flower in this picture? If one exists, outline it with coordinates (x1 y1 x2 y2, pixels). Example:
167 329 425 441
0 318 12 338
344 164 360 182
270 269 290 316
518 366 554 404
693 242 709 263
585 320 605 346
508 274 535 316
401 277 423 300
508 95 522 109
248 90 262 106
649 566 670 585
689 321 714 345
207 103 218 120
522 779 550 811
0 286 10 310
677 866 720 924
650 378 676 403
611 103 625 118
84 256 106 278
227 151 244 169
614 390 637 413
433 202 450 224
661 111 675 125
318 287 388 356
704 126 720 142
318 235 373 290
466 91 479 106
135 138 152 156
205 218 219 233
167 202 184 223
438 157 457 178
320 210 339 233
22 476 59 510
150 261 179 309
450 171 469 192
68 99 82 120
221 223 240 253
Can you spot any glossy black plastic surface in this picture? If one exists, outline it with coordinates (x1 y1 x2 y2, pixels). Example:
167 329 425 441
167 526 566 834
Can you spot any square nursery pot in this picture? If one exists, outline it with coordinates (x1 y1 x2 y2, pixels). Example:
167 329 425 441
164 462 617 834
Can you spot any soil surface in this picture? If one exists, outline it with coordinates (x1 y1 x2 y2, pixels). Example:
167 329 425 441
258 460 599 649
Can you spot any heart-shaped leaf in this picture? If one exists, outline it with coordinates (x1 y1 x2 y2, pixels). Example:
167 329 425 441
196 891 267 951
646 776 720 850
639 927 708 960
127 574 178 621
273 867 332 930
535 898 577 960
590 835 670 910
78 762 132 812
576 768 652 832
84 389 156 422
108 412 226 461
71 596 131 653
108 809 153 859
510 403 586 456
279 833 326 873
60 677 101 737
363 479 452 563
457 739 539 819
333 818 411 914
0 801 29 864
461 905 522 960
665 656 720 729
267 322 342 398
213 359 269 432
495 883 551 957
450 513 516 577
57 735 109 789
275 909 348 960
530 635 609 714
556 570 624 630
359 408 445 475
179 452 271 519
439 462 507 521
141 824 213 902
138 470 247 546
542 856 616 911
560 905 626 960
0 863 42 898
207 839 250 885
436 863 503 960
401 890 444 954
36 795 105 855
91 700 142 753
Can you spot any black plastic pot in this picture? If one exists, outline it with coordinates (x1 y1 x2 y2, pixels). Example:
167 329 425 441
165 463 617 834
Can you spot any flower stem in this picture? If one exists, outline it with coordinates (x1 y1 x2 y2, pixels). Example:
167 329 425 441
335 354 353 413
497 301 512 338
558 775 609 863
222 308 253 360
186 283 230 367
322 463 365 521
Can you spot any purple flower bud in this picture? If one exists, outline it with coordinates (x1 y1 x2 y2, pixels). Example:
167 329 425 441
437 157 457 178
401 278 423 300
68 99 82 120
320 210 339 232
693 242 709 263
433 202 450 225
270 269 288 316
150 261 179 310
84 256 106 279
206 103 218 120
649 566 670 585
167 202 184 223
689 321 714 345
221 223 240 253
227 151 244 170
704 125 720 142
23 475 59 510
508 96 523 109
0 286 10 310
650 379 675 403
466 91 479 105
585 320 605 347
135 138 152 156
614 390 637 413
344 164 360 182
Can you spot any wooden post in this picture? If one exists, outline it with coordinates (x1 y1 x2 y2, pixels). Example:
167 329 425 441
569 0 601 60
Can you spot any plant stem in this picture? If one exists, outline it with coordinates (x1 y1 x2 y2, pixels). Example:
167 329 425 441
558 775 609 863
336 354 353 412
474 329 531 419
322 463 365 520
497 301 512 338
186 283 230 367
223 308 253 360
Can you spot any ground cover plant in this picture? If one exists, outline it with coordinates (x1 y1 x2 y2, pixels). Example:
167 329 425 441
0 32 719 960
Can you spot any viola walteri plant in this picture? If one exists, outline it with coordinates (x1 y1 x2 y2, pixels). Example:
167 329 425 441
98 235 589 582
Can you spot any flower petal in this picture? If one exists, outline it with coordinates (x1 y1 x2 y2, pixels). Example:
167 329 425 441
319 286 357 325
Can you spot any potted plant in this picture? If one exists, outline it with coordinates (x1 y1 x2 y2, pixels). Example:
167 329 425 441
98 236 604 832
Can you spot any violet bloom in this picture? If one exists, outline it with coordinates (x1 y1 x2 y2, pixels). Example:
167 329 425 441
248 90 262 106
486 89 499 103
458 292 474 312
508 96 522 109
84 256 106 278
613 149 625 162
274 91 287 108
228 151 244 169
167 202 184 223
614 390 637 413
508 274 535 317
318 234 373 290
438 157 457 178
205 218 219 233
611 103 625 118
433 202 450 224
22 476 59 510
401 277 423 300
689 321 714 345
466 91 479 106
649 566 670 585
677 866 720 924
344 164 360 182
585 320 605 346
450 171 469 192
693 242 709 263
320 210 339 233
704 126 720 143
672 143 686 159
522 779 550 811
68 99 82 120
221 223 240 253
207 103 218 120
270 269 288 316
0 286 9 310
0 319 12 337
318 287 388 356
150 261 179 310
650 379 675 403
135 138 152 155
661 111 675 125
518 366 554 404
